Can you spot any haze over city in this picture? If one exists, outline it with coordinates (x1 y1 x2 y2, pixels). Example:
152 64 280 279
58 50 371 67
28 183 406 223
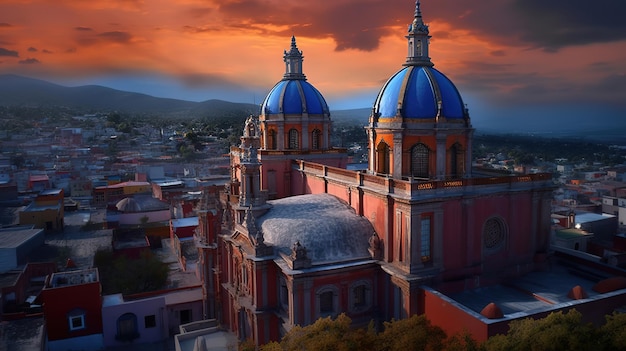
1 0 625 132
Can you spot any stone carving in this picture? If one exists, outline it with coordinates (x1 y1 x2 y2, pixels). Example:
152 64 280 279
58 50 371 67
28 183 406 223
368 233 382 260
289 241 311 269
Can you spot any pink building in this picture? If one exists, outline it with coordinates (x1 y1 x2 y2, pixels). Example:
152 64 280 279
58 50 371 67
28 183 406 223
202 1 626 347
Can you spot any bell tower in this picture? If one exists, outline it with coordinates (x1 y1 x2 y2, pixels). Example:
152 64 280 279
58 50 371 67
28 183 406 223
367 0 473 181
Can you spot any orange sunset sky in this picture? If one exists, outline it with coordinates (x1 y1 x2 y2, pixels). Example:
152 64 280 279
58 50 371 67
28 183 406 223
0 0 625 131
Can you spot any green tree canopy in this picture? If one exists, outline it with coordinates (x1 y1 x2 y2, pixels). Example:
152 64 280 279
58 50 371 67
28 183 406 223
482 310 598 351
93 248 169 295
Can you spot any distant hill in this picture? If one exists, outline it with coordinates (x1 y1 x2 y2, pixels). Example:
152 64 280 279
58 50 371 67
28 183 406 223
0 74 259 118
0 74 375 123
330 108 370 125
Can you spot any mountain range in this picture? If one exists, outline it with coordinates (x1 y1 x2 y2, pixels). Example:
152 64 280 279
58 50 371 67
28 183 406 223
0 74 370 122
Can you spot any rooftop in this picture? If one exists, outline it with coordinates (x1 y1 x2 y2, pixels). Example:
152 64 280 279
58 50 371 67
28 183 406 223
0 226 43 248
48 268 98 288
446 254 622 320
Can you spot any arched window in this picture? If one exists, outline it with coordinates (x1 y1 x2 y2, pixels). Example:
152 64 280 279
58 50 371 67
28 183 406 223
288 129 299 149
411 143 429 178
268 129 277 150
246 122 255 137
311 129 321 150
349 280 372 313
316 285 339 318
376 141 390 175
116 313 139 341
449 143 463 178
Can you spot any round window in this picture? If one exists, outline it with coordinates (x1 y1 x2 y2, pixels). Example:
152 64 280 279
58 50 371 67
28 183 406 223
484 217 505 249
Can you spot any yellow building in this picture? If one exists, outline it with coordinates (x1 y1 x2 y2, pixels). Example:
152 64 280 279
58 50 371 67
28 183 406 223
92 181 151 207
19 189 64 232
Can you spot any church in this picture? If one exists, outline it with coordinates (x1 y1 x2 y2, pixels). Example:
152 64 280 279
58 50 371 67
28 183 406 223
193 1 625 346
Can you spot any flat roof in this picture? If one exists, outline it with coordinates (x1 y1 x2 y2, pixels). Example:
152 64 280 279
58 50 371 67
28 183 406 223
0 226 43 248
172 217 198 228
39 189 62 196
49 268 98 288
447 256 615 318
21 203 60 212
164 287 203 306
555 228 593 240
576 212 615 224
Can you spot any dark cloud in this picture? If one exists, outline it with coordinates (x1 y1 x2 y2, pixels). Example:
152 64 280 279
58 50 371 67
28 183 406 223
98 31 132 43
421 0 626 52
510 0 626 51
214 0 410 51
187 7 213 19
74 26 93 31
0 47 18 57
19 58 40 64
183 25 220 33
490 50 506 57
28 47 37 52
210 0 625 53
75 30 133 46
43 49 53 54
206 0 622 53
66 48 77 53
0 23 12 28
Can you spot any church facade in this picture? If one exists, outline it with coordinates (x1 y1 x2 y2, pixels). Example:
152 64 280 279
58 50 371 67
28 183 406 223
197 1 559 345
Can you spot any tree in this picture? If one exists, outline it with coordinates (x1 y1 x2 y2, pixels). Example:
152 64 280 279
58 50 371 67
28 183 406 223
482 310 597 351
268 314 377 351
93 249 169 295
599 312 626 351
376 314 447 351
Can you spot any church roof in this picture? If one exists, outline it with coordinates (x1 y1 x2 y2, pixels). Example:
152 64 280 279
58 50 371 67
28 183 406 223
371 1 467 121
257 194 373 265
262 79 329 115
260 36 330 117
373 65 465 119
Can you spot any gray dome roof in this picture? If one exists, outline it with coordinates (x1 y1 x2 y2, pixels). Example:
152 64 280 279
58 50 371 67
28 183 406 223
116 197 141 212
257 194 374 265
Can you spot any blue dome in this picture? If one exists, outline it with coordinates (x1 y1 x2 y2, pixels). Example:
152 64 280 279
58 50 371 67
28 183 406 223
261 79 329 115
373 66 465 119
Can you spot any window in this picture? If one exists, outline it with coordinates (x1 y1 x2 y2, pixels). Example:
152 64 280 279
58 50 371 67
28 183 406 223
144 314 156 328
449 143 463 178
376 141 390 174
484 217 506 251
279 277 289 311
180 309 192 324
311 129 321 150
69 315 85 331
411 143 429 178
349 280 372 312
319 291 333 314
316 285 338 318
421 215 432 262
268 129 277 150
67 309 86 331
116 313 139 341
353 285 366 307
288 129 299 149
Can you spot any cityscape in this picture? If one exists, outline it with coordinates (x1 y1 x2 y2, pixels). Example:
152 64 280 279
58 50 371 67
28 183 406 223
1 1 626 351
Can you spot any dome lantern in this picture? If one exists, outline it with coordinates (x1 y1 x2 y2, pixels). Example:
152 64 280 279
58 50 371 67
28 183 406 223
283 35 306 80
404 0 433 67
